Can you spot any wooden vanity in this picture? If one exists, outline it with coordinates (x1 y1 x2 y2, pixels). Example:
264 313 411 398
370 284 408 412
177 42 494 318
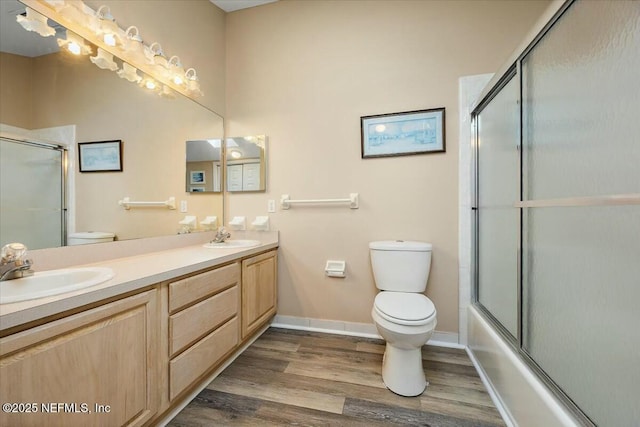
0 239 277 426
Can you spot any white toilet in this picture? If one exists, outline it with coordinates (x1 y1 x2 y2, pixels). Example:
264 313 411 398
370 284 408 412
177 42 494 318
68 231 115 246
370 240 437 397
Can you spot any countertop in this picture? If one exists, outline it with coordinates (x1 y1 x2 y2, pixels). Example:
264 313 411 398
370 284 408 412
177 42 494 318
0 233 278 332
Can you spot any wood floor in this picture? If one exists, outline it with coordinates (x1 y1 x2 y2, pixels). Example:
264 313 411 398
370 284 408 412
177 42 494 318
169 327 506 426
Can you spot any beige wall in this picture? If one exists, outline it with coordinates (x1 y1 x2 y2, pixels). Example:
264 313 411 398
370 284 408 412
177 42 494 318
0 52 32 129
224 0 551 333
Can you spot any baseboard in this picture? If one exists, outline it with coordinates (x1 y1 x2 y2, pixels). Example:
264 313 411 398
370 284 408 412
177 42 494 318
271 314 463 349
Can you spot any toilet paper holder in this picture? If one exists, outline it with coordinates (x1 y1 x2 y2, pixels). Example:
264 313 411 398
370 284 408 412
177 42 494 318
325 260 346 278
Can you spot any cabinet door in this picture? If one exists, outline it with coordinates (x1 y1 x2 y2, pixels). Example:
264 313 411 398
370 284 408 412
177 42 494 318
241 250 277 339
242 162 261 191
226 164 243 191
0 290 158 427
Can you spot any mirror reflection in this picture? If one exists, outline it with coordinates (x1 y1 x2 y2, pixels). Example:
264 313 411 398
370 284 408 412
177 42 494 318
226 135 267 192
0 0 224 250
186 139 222 193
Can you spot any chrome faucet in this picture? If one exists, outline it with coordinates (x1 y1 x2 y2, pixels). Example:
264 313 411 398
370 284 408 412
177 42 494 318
210 227 231 244
1 243 34 281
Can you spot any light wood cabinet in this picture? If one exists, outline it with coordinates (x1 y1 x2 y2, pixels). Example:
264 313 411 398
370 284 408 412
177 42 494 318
0 248 278 426
167 263 241 401
241 250 277 339
0 290 158 427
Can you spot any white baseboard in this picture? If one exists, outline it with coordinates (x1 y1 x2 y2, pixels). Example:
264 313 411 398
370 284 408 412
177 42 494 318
271 315 463 349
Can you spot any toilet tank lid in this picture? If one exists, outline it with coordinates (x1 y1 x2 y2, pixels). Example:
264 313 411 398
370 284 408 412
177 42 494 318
369 240 432 251
69 231 115 239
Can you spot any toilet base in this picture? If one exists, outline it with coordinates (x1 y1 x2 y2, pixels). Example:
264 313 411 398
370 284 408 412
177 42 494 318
381 344 427 397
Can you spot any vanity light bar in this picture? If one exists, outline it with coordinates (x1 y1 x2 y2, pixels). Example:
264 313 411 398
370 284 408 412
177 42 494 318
24 0 202 97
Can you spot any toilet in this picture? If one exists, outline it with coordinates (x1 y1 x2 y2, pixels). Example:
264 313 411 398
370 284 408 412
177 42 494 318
370 240 437 397
68 231 115 245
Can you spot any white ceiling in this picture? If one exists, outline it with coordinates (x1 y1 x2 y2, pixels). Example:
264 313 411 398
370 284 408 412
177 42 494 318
210 0 278 13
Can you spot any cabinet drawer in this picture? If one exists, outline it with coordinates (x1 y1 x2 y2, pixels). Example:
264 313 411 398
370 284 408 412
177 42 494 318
169 262 240 312
169 317 238 400
169 286 238 357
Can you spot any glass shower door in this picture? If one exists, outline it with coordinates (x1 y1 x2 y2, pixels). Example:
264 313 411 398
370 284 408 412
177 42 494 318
475 75 520 339
520 1 640 425
0 138 65 249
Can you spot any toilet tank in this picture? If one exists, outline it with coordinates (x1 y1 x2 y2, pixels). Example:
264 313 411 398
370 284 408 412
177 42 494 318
68 232 115 246
369 240 432 292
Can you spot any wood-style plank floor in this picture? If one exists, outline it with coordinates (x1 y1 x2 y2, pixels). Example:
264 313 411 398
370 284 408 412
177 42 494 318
169 327 506 426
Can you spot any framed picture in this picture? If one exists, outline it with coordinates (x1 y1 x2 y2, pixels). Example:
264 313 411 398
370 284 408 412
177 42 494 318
361 108 445 158
78 140 123 172
190 186 205 192
190 170 206 184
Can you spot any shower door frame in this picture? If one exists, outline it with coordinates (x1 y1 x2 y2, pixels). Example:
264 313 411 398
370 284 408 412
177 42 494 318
0 134 68 248
470 0 599 425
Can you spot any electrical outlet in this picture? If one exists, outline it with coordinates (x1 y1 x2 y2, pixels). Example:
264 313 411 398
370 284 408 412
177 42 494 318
267 199 276 213
180 200 188 213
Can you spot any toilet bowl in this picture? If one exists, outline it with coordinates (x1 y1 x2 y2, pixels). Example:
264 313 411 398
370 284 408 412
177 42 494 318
68 231 115 245
369 240 437 397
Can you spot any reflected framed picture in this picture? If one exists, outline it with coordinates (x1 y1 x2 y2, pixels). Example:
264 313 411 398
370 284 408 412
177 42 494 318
361 108 445 158
190 170 205 184
78 140 123 172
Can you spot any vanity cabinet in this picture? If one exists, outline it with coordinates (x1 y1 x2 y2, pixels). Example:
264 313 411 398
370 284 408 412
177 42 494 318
167 262 240 401
241 250 277 339
0 290 158 427
0 246 279 426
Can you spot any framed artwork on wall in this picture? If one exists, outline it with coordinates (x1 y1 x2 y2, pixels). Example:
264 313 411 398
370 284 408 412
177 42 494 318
78 140 123 172
361 108 445 158
190 170 206 184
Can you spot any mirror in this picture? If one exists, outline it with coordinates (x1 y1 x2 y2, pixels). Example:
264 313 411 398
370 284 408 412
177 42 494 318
186 139 222 193
0 0 224 249
226 135 267 192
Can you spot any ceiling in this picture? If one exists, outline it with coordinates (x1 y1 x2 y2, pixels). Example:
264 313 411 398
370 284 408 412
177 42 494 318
210 0 277 13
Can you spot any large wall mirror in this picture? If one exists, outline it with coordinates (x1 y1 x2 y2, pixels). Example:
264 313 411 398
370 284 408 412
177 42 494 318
226 135 267 192
0 0 224 250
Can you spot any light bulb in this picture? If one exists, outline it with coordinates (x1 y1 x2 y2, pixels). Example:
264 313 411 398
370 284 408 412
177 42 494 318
145 80 157 90
375 124 386 133
104 33 116 46
173 75 184 85
67 42 81 55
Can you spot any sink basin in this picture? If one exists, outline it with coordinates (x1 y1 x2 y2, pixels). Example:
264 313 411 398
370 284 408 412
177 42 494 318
203 239 261 249
0 267 115 304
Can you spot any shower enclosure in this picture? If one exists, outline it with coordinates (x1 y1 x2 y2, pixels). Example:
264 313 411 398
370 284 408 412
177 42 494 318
0 136 66 249
471 0 639 425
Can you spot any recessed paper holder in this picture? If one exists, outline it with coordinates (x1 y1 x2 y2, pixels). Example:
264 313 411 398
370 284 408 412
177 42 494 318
325 260 346 278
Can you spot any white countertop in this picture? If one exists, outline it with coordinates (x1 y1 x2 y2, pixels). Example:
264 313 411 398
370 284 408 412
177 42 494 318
0 234 278 332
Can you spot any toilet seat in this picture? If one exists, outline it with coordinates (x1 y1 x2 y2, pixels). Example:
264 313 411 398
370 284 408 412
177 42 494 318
374 292 436 326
